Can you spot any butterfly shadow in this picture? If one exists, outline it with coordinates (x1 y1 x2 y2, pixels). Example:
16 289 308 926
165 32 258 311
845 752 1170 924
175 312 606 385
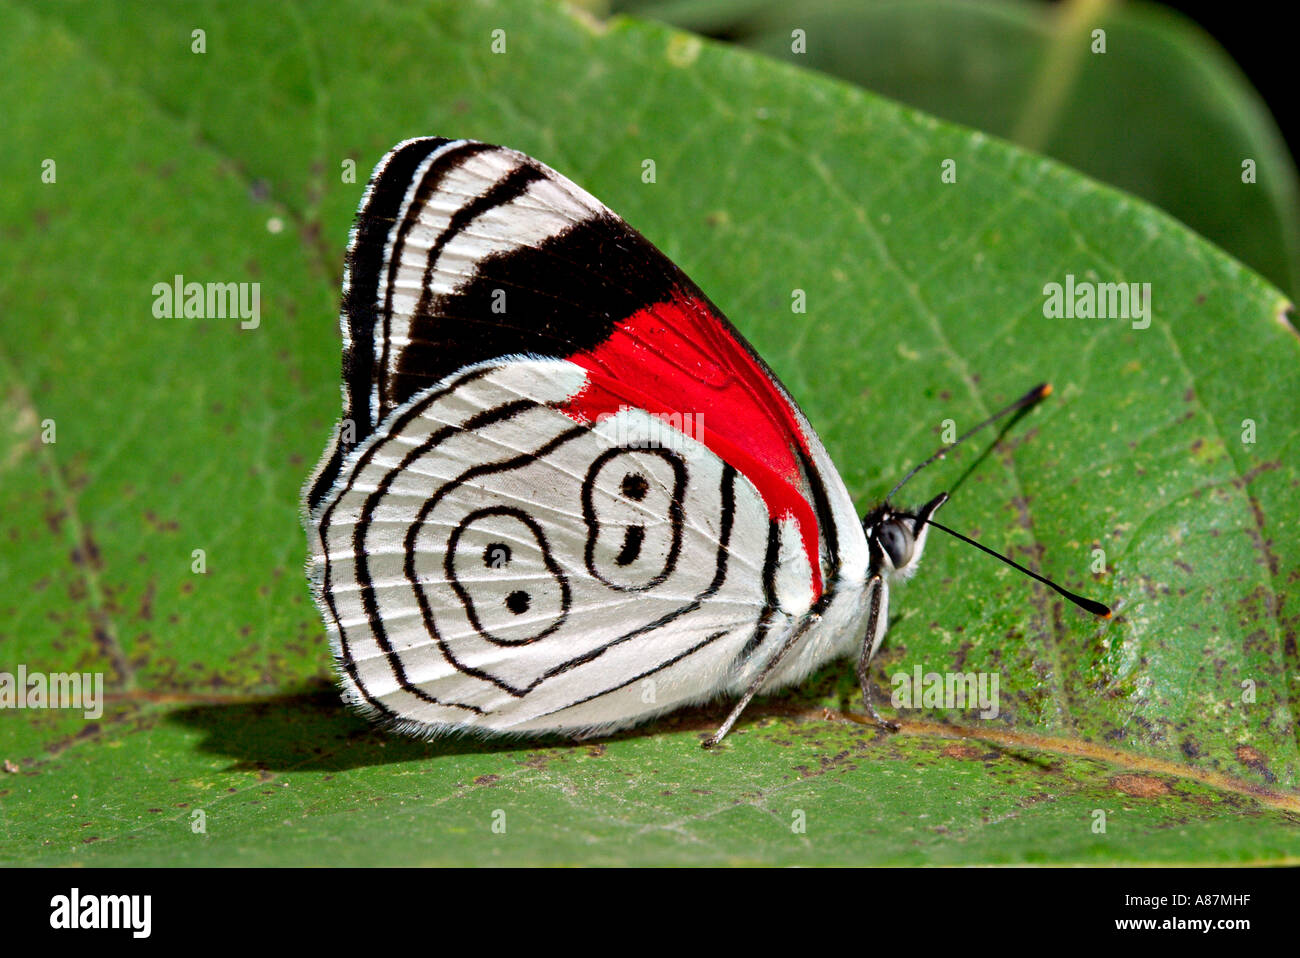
165 677 830 773
167 669 1058 775
166 680 559 773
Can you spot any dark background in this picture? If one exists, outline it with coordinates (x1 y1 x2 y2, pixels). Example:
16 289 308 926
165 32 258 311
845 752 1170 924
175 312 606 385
1163 1 1298 158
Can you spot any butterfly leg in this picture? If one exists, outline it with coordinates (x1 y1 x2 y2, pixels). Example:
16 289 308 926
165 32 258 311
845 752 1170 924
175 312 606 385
856 573 899 731
702 614 818 748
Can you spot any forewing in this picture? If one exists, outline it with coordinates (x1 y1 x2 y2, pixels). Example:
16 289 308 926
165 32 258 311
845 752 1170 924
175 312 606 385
304 137 867 591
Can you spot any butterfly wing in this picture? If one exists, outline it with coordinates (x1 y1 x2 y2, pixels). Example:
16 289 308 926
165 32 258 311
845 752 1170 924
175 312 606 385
305 138 872 734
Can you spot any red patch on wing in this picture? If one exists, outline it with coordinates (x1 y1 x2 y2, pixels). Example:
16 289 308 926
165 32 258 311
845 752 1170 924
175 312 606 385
559 292 824 596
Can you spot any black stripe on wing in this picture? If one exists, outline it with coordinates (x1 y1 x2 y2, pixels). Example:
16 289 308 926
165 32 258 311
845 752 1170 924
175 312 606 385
308 136 455 513
393 212 683 406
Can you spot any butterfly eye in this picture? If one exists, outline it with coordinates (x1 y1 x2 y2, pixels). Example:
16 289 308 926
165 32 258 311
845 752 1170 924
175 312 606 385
878 521 913 569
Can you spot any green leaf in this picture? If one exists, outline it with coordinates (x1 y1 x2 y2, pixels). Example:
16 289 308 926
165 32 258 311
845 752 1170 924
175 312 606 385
1 0 1297 866
622 0 1300 300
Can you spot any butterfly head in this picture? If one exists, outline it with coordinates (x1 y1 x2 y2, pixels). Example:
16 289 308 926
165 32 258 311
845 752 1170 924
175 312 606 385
862 492 948 581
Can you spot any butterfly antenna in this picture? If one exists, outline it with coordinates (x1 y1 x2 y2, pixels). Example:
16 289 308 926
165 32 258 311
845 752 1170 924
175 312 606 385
921 515 1111 617
887 383 1053 503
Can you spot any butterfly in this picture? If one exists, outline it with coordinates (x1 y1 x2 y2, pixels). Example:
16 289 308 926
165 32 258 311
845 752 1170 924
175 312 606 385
303 137 1109 747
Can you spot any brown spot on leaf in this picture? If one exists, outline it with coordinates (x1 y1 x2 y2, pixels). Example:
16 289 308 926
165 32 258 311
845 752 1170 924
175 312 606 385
473 774 500 786
44 508 67 535
137 578 156 621
1111 774 1170 797
1235 745 1267 768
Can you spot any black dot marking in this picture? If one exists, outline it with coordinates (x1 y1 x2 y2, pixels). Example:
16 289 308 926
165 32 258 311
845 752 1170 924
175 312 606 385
484 542 511 568
621 472 649 501
505 590 530 615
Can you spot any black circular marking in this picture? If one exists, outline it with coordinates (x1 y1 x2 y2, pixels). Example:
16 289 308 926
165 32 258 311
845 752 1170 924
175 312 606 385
621 472 649 501
444 505 571 646
484 542 511 568
582 447 686 593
